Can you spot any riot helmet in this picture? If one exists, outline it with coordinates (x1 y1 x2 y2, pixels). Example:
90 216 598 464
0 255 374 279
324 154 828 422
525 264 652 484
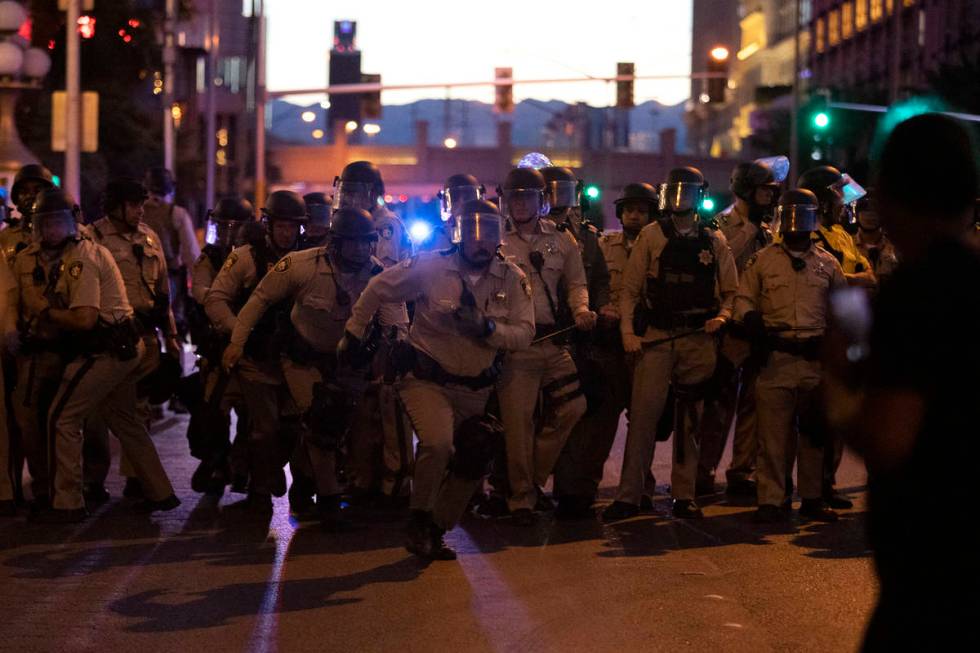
206 197 253 249
261 190 307 252
12 164 55 217
541 166 581 211
731 160 780 222
497 167 548 224
438 173 485 222
614 182 659 234
303 192 331 229
104 178 149 228
33 188 79 248
145 167 176 197
332 161 384 212
798 165 866 226
775 189 819 234
329 207 377 269
659 166 706 214
454 199 502 267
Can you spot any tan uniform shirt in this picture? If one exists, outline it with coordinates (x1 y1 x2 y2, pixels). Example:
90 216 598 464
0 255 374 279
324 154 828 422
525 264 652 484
0 253 16 335
346 251 535 377
716 203 771 271
231 249 398 354
620 221 739 341
191 250 220 305
204 244 269 335
734 243 847 336
599 230 632 310
14 238 133 330
90 217 175 335
0 225 32 269
372 206 414 268
142 197 201 274
500 218 589 327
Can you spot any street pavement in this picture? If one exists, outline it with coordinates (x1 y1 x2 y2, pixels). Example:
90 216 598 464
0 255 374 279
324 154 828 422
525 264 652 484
0 410 876 652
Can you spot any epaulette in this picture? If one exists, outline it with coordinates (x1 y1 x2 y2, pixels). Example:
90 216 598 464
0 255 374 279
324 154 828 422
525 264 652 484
745 252 758 269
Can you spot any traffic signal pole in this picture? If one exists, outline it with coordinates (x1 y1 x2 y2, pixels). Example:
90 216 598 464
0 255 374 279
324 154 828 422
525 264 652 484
790 0 801 182
64 0 80 200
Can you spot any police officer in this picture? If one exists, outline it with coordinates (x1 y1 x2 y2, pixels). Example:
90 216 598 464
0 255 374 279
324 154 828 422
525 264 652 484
24 189 178 522
142 167 201 340
554 182 659 519
853 190 899 283
798 165 874 508
206 190 308 513
223 207 393 529
1 164 55 267
604 167 738 521
343 198 534 559
301 192 331 249
736 189 846 523
697 160 781 497
187 197 253 495
496 166 594 526
435 173 485 250
332 160 413 268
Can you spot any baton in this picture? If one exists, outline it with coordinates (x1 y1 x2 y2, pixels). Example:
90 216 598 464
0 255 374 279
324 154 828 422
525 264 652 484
641 327 706 348
530 324 579 345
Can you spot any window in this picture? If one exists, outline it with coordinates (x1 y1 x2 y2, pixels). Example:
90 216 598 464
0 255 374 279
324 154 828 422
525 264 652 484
816 16 826 53
856 0 868 30
829 9 841 46
918 9 926 46
842 1 854 39
871 0 884 21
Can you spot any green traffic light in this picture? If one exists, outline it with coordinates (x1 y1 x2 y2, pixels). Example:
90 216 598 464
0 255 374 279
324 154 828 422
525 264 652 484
813 112 830 129
585 185 600 200
702 197 715 212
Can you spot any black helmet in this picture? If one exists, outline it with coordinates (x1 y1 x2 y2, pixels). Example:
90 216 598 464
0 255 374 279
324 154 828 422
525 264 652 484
453 199 502 247
498 167 547 223
104 178 149 215
12 164 55 208
332 161 384 211
210 197 254 222
775 189 819 233
33 187 78 218
540 166 581 210
329 207 377 241
303 192 331 228
262 190 308 222
659 166 706 213
500 167 546 191
145 167 176 196
614 182 659 219
797 165 843 203
731 161 778 201
439 173 485 222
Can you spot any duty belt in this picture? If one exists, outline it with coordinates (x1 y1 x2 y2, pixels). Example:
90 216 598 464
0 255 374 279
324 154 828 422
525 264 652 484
769 336 823 361
411 347 500 391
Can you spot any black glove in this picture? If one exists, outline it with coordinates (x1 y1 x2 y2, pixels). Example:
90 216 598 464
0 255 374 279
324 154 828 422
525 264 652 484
453 304 492 339
742 310 767 340
337 330 369 369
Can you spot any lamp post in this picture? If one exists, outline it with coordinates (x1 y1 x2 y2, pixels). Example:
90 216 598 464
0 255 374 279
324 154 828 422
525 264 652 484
0 1 51 187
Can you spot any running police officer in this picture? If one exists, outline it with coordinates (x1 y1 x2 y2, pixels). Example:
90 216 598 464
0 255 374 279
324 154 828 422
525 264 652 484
206 190 308 513
24 189 178 522
435 174 485 250
301 192 331 249
604 166 738 521
496 166 595 526
736 188 847 523
333 161 413 267
343 198 534 559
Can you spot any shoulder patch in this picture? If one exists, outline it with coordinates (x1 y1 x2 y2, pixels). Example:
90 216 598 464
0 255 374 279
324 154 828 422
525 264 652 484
273 256 291 273
745 253 759 269
520 276 533 299
67 261 84 279
222 251 239 271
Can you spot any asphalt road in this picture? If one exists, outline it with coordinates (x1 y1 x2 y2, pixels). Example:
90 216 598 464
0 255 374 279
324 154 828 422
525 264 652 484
0 410 877 652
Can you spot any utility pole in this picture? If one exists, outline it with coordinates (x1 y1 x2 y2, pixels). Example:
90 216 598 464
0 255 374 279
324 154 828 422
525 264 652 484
254 0 267 210
889 1 903 102
64 0 80 199
163 0 176 171
204 0 218 211
790 0 801 182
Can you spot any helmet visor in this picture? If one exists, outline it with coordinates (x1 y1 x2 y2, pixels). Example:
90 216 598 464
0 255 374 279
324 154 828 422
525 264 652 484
307 204 331 227
332 181 375 211
659 182 703 213
206 218 245 248
500 188 546 221
440 185 484 222
776 204 818 233
547 180 580 210
34 211 77 244
829 173 867 206
453 212 502 246
755 155 791 183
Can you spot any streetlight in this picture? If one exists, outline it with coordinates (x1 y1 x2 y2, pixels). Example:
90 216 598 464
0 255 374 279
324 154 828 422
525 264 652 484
710 46 730 62
443 137 457 149
345 120 358 133
363 123 381 136
301 110 315 123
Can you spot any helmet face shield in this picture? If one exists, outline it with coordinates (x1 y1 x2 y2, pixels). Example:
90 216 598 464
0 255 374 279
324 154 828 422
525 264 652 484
501 188 546 222
453 212 502 247
206 218 245 249
439 184 484 222
35 211 77 246
776 204 818 234
659 182 704 213
546 180 580 210
830 173 867 206
332 180 375 212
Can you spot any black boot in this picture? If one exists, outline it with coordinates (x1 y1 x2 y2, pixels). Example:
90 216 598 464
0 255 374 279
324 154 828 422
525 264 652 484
799 498 838 522
191 461 213 493
671 499 704 519
554 495 594 521
405 510 434 558
601 501 640 522
123 477 144 499
428 524 457 561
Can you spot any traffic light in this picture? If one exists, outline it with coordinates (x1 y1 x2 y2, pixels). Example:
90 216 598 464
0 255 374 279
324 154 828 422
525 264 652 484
706 46 729 104
494 67 514 114
616 62 634 109
584 184 600 200
701 196 716 212
361 73 381 119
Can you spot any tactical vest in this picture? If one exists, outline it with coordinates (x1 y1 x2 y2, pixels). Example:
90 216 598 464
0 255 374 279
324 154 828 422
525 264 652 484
202 244 226 276
644 219 718 328
142 201 181 270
